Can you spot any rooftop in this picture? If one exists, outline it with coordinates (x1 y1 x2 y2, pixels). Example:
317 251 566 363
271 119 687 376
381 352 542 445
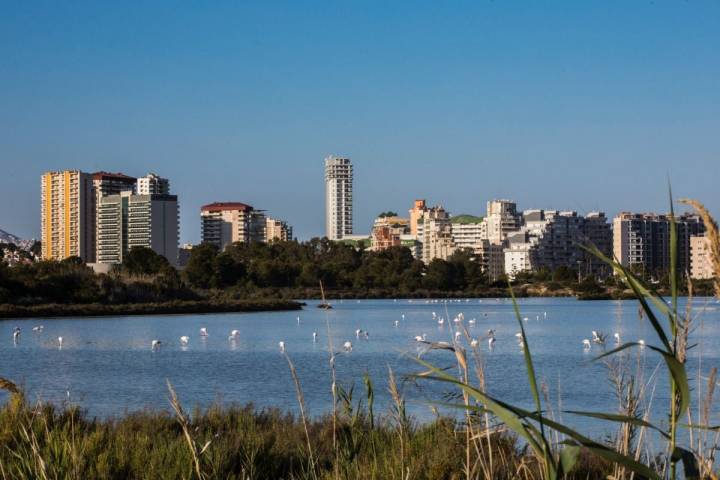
92 171 136 182
201 202 254 212
450 214 484 224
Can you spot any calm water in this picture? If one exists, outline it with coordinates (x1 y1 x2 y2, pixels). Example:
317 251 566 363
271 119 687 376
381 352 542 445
2 297 720 438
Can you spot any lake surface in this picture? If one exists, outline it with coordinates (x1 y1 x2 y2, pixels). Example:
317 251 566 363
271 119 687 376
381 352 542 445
2 297 720 439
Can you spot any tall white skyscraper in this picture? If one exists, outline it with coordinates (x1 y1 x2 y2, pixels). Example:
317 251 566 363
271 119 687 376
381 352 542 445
324 156 353 240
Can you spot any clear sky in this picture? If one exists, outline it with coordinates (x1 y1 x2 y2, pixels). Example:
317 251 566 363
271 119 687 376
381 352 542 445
1 1 718 243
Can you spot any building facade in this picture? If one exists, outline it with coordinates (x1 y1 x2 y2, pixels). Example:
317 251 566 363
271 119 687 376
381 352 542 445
324 156 353 240
200 202 266 250
97 192 179 265
265 217 293 242
408 199 427 236
613 212 704 277
370 215 411 251
690 236 714 280
450 215 487 250
419 206 455 264
136 173 170 195
485 199 521 244
41 170 96 262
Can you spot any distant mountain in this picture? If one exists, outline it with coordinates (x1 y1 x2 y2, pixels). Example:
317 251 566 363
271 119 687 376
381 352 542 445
0 229 35 251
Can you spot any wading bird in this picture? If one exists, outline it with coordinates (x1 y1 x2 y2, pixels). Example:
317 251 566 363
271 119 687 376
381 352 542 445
488 336 496 348
278 341 285 353
151 340 161 350
582 339 591 349
199 327 208 337
180 336 189 345
614 332 621 344
414 334 427 342
12 328 20 344
470 338 479 347
312 332 317 342
229 330 240 340
343 341 352 352
58 336 63 348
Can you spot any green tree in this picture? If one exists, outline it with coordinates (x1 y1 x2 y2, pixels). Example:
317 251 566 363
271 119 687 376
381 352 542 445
122 247 170 276
183 244 218 289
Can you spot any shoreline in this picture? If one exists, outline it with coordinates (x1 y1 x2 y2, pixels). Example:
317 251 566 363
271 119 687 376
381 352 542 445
0 299 303 319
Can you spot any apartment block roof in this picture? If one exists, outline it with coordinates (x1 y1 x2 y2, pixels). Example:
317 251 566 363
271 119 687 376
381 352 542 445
201 202 254 212
92 171 137 182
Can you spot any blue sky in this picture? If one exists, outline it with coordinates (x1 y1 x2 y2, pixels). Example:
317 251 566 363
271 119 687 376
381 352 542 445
1 1 718 243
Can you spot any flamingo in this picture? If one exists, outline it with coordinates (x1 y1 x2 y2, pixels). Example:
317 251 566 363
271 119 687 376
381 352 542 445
180 336 190 345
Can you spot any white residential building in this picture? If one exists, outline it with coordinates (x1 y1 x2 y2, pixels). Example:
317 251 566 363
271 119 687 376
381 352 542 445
325 156 353 240
136 173 170 195
420 206 455 264
485 199 520 245
450 215 487 250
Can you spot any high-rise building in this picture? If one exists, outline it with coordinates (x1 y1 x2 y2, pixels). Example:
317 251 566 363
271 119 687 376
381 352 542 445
200 202 266 251
485 200 521 244
690 236 714 280
97 192 179 265
265 217 293 242
92 171 136 200
41 170 96 262
324 156 353 240
136 173 170 195
613 212 704 277
408 199 427 236
419 206 455 264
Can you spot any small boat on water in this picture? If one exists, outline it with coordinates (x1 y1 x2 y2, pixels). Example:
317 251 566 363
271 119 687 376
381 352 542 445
317 281 332 309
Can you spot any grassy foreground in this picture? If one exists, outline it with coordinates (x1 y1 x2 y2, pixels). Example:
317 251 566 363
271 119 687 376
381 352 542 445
0 388 609 480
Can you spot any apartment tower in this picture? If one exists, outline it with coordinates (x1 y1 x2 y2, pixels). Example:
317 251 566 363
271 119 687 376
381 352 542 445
324 156 353 240
97 191 179 265
200 202 266 251
41 170 95 262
